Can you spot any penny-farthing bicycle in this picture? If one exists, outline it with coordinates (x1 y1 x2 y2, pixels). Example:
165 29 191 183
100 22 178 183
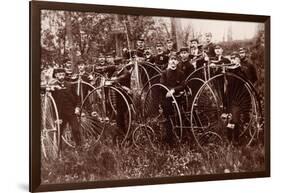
190 63 263 154
81 74 134 146
40 84 61 160
61 74 96 148
132 75 185 148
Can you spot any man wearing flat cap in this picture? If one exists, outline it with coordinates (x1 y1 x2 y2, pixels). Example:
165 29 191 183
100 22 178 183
228 51 245 74
239 47 257 84
122 35 146 59
51 68 82 148
135 36 145 58
154 41 169 70
160 53 185 146
210 44 231 65
62 58 74 82
178 47 195 79
190 38 200 49
189 38 207 70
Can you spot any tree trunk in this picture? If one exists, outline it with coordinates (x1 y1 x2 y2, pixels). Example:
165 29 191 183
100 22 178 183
171 18 183 50
65 11 75 70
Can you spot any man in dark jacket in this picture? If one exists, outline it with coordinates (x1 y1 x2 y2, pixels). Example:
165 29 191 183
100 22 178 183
122 36 145 59
178 47 195 79
239 47 258 84
72 59 94 106
164 38 176 57
209 44 231 70
95 59 131 143
144 47 156 64
203 32 216 58
160 53 185 146
63 58 74 82
136 36 145 58
155 42 169 70
189 38 206 70
51 68 81 148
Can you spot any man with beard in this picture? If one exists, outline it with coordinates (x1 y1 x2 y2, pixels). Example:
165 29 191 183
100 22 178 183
51 68 82 148
239 47 258 84
154 41 169 70
160 53 185 146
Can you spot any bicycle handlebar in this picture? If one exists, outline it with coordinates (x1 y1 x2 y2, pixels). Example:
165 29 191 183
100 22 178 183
209 62 239 69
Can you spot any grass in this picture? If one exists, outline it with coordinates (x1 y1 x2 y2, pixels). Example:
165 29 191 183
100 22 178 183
41 133 265 184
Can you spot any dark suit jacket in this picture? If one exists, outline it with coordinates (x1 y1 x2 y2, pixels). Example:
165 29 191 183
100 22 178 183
160 68 185 94
241 58 258 84
179 60 195 79
155 53 169 70
203 42 216 58
52 80 79 118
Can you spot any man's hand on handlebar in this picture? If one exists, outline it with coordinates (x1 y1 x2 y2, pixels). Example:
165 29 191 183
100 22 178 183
166 89 175 98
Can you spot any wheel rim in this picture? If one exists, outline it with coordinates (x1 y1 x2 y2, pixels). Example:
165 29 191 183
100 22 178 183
190 72 261 152
41 94 60 160
81 85 132 146
142 83 183 142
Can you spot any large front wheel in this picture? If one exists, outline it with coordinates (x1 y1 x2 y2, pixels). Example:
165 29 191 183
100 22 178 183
142 83 183 144
190 72 262 153
41 94 60 161
81 85 132 146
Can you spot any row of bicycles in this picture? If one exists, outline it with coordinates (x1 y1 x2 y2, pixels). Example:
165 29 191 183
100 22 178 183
41 59 264 161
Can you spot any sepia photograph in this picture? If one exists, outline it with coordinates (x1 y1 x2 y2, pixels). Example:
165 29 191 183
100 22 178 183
30 1 269 191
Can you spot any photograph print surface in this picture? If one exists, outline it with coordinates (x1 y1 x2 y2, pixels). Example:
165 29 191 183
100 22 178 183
39 9 266 184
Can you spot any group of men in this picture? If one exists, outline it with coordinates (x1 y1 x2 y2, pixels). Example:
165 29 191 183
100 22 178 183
44 32 258 148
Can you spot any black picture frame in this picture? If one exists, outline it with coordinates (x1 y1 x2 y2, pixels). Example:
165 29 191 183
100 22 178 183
30 1 270 192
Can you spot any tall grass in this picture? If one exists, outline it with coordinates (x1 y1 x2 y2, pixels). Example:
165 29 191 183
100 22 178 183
41 137 265 184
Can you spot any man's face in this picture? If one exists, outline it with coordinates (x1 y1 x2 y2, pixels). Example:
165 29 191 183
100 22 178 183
190 41 198 48
156 45 164 54
180 51 189 60
106 56 113 64
144 49 152 58
215 48 222 55
168 57 179 70
239 51 246 59
98 57 106 65
78 63 85 72
55 72 66 82
136 40 145 50
205 35 212 43
167 41 173 50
